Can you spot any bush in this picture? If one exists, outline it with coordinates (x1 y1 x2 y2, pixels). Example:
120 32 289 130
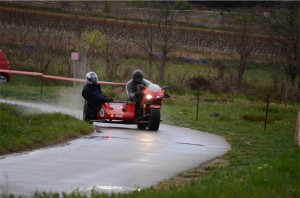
186 75 210 90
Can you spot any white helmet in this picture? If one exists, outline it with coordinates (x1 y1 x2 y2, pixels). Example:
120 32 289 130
86 71 98 84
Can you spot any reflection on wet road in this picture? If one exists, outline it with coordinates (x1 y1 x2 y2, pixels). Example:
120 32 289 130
0 99 230 196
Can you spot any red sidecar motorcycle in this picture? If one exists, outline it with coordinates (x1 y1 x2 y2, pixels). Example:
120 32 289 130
83 83 169 131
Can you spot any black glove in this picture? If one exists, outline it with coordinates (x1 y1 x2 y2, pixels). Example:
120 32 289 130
107 98 113 102
135 92 143 98
164 93 170 98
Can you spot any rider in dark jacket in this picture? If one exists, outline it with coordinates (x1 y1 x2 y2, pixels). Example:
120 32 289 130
126 70 152 119
82 71 113 121
126 70 152 103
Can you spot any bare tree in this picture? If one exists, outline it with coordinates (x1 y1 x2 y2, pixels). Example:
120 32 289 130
30 27 66 74
129 2 191 83
78 30 106 75
154 2 187 83
232 4 258 90
265 2 299 95
133 10 158 81
98 20 131 81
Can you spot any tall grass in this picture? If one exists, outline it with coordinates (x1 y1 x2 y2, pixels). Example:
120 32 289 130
0 103 93 155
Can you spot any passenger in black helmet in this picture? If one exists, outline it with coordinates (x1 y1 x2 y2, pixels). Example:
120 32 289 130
82 71 113 122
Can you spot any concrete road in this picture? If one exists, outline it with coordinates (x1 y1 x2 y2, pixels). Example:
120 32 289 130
0 99 230 196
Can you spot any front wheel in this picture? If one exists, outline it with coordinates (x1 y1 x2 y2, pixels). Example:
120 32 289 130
148 108 161 131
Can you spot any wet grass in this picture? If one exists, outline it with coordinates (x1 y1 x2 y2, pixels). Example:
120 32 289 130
0 103 93 155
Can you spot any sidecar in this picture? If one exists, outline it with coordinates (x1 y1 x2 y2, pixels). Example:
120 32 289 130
97 100 136 122
83 99 161 131
83 83 169 131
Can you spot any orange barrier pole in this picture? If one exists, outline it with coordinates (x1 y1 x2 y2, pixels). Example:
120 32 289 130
42 74 86 83
42 75 126 86
0 69 42 76
0 69 126 86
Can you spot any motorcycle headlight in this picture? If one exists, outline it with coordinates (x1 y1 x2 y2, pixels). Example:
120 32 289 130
146 94 153 100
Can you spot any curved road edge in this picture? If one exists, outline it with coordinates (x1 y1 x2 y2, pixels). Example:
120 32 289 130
0 98 231 195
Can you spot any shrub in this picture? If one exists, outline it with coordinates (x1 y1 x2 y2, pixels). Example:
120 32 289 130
186 75 210 90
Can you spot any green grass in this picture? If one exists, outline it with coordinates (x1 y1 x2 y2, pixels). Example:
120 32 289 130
158 98 299 197
0 103 93 155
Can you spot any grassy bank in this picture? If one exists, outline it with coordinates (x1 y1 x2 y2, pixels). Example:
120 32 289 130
0 103 93 155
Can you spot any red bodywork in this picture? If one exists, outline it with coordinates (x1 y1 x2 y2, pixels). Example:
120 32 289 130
0 50 11 82
96 84 167 122
98 102 136 121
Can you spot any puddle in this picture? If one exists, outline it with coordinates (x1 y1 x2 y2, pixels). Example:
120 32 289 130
100 136 131 140
174 142 204 147
79 185 141 194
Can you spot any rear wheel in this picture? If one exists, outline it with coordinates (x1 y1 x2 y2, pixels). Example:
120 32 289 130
148 108 161 131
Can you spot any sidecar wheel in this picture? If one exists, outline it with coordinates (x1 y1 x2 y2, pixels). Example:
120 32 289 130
148 109 160 131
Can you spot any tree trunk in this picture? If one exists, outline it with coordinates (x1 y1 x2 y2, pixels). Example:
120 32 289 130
237 60 246 90
298 74 300 93
148 53 153 81
289 70 297 88
105 57 113 80
159 51 167 83
160 60 165 83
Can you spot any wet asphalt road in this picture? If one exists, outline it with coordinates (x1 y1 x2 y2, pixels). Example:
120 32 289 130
0 99 230 196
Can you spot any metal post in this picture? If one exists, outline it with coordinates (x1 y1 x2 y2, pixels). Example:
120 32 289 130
196 88 200 120
295 112 300 146
73 60 76 87
264 94 270 131
71 52 79 87
40 75 43 98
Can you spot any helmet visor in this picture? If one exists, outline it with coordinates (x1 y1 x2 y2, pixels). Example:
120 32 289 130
133 76 142 84
90 75 98 83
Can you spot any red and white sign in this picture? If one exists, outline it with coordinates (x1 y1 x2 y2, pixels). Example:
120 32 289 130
71 52 79 61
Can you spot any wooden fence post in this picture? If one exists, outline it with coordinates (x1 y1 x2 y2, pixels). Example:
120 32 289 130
295 112 300 146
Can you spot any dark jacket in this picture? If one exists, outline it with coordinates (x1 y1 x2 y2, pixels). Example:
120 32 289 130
126 79 152 102
82 83 109 109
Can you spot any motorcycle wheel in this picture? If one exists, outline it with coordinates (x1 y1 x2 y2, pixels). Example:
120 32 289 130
148 108 160 131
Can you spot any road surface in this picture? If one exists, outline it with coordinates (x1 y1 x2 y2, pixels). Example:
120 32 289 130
0 99 230 196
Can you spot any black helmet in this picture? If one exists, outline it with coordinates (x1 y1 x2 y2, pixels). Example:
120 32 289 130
132 70 144 84
86 71 98 84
